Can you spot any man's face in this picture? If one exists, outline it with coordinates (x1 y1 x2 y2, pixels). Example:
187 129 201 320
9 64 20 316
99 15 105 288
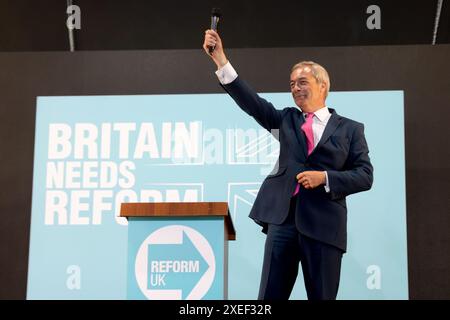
290 67 326 112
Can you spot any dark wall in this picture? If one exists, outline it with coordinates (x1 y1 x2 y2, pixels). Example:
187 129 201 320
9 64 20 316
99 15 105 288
0 45 449 299
0 0 449 51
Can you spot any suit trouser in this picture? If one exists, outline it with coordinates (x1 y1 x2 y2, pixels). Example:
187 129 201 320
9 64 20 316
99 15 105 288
258 195 344 300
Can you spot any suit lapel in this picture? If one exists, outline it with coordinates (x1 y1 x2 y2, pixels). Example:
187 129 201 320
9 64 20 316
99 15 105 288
288 109 308 160
311 109 341 156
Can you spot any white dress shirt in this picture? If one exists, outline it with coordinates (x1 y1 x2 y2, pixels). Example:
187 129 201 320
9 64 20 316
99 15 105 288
216 61 331 192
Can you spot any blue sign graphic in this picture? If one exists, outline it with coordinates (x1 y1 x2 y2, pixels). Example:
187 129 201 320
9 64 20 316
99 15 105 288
28 91 408 299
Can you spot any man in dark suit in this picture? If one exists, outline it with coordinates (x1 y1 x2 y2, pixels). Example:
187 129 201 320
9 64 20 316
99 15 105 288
203 30 373 300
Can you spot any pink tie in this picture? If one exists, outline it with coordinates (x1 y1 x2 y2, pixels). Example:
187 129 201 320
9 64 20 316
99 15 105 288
293 112 314 196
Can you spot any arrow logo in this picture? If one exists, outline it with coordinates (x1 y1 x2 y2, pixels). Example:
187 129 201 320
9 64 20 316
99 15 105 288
135 225 216 300
147 231 209 299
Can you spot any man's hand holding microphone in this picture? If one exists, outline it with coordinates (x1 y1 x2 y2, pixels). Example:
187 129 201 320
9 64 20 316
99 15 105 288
203 29 228 69
203 8 228 68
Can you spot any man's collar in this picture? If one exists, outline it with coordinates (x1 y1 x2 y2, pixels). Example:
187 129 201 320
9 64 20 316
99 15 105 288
301 106 330 122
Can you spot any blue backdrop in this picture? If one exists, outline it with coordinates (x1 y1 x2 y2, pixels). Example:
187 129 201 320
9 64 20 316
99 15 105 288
28 91 407 299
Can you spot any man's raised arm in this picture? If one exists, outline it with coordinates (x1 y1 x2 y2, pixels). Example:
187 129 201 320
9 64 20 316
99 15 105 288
202 29 284 131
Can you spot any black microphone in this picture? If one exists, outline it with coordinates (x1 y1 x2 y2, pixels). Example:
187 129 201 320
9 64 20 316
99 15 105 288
209 8 222 54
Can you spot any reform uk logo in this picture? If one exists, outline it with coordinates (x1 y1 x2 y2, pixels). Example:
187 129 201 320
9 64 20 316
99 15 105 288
134 225 215 300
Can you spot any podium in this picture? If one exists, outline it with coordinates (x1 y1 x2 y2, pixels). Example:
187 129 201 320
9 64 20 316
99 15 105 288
120 202 235 300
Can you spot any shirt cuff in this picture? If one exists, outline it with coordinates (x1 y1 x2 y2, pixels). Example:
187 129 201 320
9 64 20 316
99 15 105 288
324 171 330 193
215 61 238 85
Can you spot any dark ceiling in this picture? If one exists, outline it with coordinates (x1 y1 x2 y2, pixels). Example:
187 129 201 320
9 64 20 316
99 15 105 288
0 0 448 51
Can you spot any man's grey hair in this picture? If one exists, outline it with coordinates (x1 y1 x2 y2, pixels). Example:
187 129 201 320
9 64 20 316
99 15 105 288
291 61 331 97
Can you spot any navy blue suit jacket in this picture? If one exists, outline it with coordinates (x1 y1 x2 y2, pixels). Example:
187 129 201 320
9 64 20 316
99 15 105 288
222 77 373 251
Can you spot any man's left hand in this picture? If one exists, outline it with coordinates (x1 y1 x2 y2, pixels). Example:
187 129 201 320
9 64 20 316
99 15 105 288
296 171 326 189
